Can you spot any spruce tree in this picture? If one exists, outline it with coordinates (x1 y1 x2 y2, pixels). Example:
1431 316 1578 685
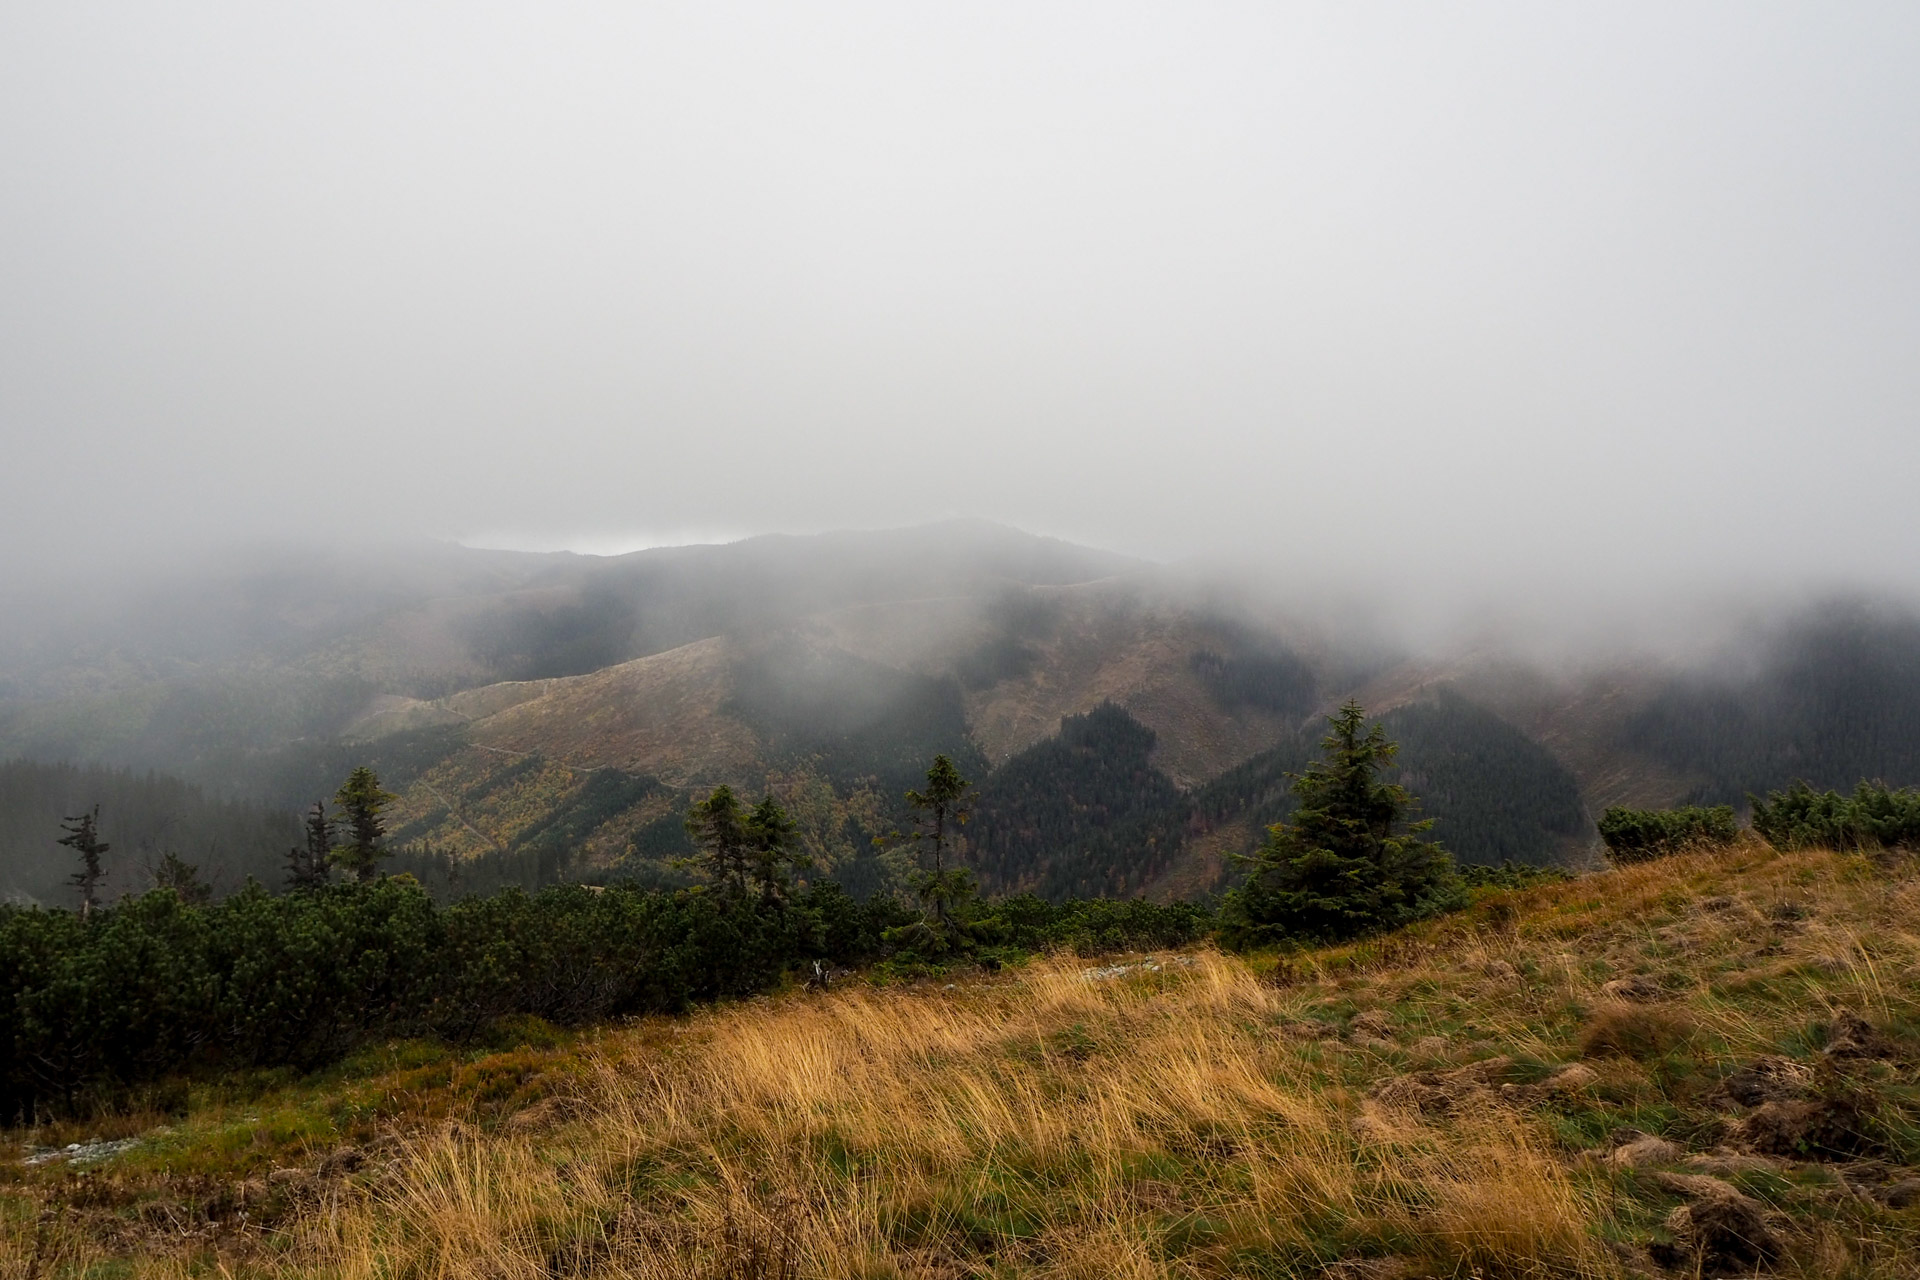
887 754 979 953
686 785 751 898
286 800 333 891
57 805 109 919
1222 700 1462 946
744 795 807 904
329 768 397 883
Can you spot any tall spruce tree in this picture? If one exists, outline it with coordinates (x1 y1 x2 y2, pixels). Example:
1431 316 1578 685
329 768 397 883
1222 700 1463 946
57 805 109 919
744 795 806 904
686 785 752 898
886 754 979 953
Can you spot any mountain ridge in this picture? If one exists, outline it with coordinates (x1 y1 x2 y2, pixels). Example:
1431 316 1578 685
3 524 1917 901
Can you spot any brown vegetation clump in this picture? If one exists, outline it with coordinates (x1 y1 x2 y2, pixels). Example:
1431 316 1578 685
1577 1001 1692 1060
1720 1053 1809 1106
1822 1010 1901 1061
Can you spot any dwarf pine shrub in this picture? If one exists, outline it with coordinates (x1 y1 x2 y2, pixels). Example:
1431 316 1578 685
1596 804 1738 863
1750 780 1920 851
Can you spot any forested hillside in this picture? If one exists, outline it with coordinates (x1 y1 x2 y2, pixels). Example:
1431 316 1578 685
970 703 1187 898
1626 606 1920 804
1382 693 1589 865
0 760 299 907
965 692 1591 900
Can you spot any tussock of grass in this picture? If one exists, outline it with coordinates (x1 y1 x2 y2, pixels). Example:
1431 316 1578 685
11 838 1920 1276
1578 1001 1693 1061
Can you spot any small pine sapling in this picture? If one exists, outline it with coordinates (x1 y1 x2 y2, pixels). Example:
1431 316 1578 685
153 851 213 904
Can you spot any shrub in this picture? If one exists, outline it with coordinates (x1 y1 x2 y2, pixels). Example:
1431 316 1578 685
1577 1002 1691 1060
977 894 1213 954
1750 780 1920 851
1459 860 1571 891
1596 805 1738 863
0 871 1212 1122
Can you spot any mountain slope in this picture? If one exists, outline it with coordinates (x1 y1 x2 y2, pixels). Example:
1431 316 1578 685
6 526 1920 902
18 837 1920 1278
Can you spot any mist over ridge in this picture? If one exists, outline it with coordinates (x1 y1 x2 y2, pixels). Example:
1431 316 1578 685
1 519 1916 908
5 2 1920 904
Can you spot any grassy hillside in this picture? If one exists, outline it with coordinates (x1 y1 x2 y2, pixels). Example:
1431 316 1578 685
8 837 1920 1276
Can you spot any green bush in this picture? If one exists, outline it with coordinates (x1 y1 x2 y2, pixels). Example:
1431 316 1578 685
976 894 1213 954
1750 780 1920 851
1596 804 1738 863
1458 860 1571 891
0 871 1211 1124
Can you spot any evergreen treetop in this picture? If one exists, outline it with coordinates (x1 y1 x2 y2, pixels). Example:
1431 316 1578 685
883 753 981 955
287 800 334 891
904 754 972 876
330 767 397 883
686 785 752 897
744 794 806 903
153 851 213 904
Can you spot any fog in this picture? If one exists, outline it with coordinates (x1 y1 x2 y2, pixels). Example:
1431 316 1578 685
4 3 1919 608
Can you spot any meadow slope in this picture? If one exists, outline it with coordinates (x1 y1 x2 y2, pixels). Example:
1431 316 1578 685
8 838 1920 1277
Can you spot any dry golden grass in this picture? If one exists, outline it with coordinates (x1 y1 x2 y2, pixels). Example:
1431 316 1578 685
285 952 1623 1279
11 837 1920 1277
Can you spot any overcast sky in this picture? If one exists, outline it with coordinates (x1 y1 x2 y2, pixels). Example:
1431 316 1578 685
3 2 1917 595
